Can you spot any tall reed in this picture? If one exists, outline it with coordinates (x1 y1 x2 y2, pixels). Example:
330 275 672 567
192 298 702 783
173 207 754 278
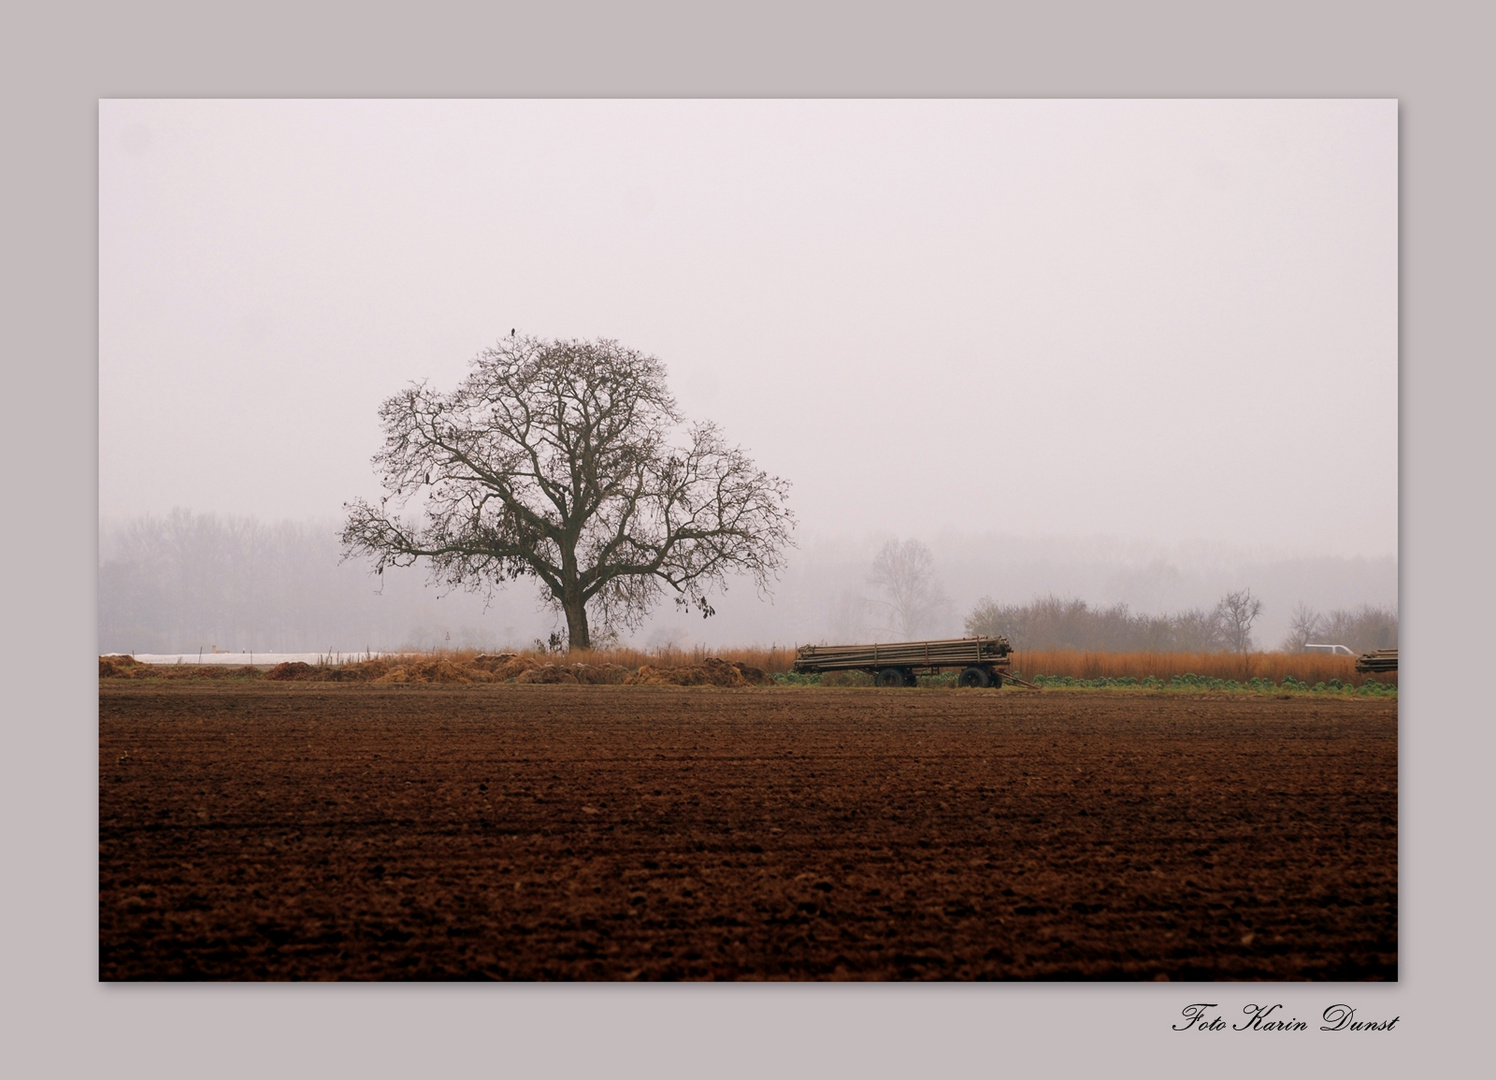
406 644 1393 686
1010 649 1394 687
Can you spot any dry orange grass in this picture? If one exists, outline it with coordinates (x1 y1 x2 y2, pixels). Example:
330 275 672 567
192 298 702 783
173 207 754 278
435 644 798 675
1010 649 1394 687
290 646 1392 688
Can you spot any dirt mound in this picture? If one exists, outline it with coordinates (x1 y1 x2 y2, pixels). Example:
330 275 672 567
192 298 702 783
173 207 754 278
511 662 630 685
489 656 540 681
100 655 154 679
471 652 520 672
105 653 759 687
102 659 267 681
572 663 631 685
316 659 393 682
516 664 580 685
627 664 710 687
263 661 319 681
625 656 770 687
171 664 261 680
268 658 484 683
374 659 495 684
726 660 770 685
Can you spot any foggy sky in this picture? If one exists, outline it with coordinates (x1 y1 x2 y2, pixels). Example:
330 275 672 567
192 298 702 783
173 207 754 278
99 99 1397 559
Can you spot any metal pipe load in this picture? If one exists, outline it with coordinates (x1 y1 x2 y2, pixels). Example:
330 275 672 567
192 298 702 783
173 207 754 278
793 636 1012 674
1354 649 1398 673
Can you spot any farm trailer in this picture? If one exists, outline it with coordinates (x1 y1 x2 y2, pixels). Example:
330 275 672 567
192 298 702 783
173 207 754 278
792 636 1032 688
1355 649 1398 674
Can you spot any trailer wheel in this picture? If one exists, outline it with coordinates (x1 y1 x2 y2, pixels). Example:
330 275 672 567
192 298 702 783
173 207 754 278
958 666 992 688
875 667 910 688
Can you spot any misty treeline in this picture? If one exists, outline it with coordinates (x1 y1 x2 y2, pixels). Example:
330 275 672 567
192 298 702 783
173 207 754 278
873 538 1273 653
98 509 547 654
963 593 1397 653
1280 602 1399 653
965 595 1228 652
100 513 1399 657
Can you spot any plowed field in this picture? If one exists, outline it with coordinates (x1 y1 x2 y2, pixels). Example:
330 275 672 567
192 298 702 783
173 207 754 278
99 684 1397 980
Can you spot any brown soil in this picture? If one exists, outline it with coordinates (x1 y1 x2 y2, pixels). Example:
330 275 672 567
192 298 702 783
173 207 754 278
98 684 1396 981
625 656 771 686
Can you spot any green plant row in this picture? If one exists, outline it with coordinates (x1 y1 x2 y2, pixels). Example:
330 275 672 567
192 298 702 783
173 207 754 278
1028 673 1394 695
769 671 1396 695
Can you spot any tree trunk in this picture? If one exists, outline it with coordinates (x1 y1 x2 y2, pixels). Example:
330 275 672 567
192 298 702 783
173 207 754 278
562 590 590 651
558 539 590 651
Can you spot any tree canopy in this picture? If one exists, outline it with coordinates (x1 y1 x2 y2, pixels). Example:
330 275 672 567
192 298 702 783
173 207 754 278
341 336 794 649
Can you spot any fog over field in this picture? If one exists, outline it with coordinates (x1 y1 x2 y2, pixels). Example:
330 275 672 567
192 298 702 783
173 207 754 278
99 511 1394 655
99 100 1396 651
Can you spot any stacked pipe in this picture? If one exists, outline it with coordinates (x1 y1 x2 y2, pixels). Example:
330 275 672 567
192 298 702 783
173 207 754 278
1355 648 1398 673
793 636 1012 673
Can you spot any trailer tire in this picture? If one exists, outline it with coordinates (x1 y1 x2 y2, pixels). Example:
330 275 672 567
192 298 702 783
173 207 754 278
958 666 993 688
875 667 910 688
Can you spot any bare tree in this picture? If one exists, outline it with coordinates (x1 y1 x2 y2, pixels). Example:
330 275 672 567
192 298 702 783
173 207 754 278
1166 608 1224 652
963 596 1014 643
341 336 795 649
868 539 949 639
827 589 875 644
1280 602 1324 652
1215 588 1263 658
1318 604 1399 652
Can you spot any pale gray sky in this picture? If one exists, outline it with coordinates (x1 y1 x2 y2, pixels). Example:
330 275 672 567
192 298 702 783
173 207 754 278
100 99 1396 558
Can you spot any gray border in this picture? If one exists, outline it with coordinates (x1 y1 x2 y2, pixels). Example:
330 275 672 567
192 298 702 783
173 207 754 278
8 1 1486 1075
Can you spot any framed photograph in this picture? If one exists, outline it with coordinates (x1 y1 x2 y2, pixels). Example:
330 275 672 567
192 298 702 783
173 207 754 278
97 98 1398 988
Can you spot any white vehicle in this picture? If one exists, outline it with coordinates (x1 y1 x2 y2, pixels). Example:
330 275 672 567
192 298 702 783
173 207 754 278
1304 643 1355 656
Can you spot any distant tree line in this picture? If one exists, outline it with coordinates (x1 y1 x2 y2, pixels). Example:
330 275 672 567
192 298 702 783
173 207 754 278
1280 602 1399 653
98 509 529 655
964 592 1396 654
964 594 1237 652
